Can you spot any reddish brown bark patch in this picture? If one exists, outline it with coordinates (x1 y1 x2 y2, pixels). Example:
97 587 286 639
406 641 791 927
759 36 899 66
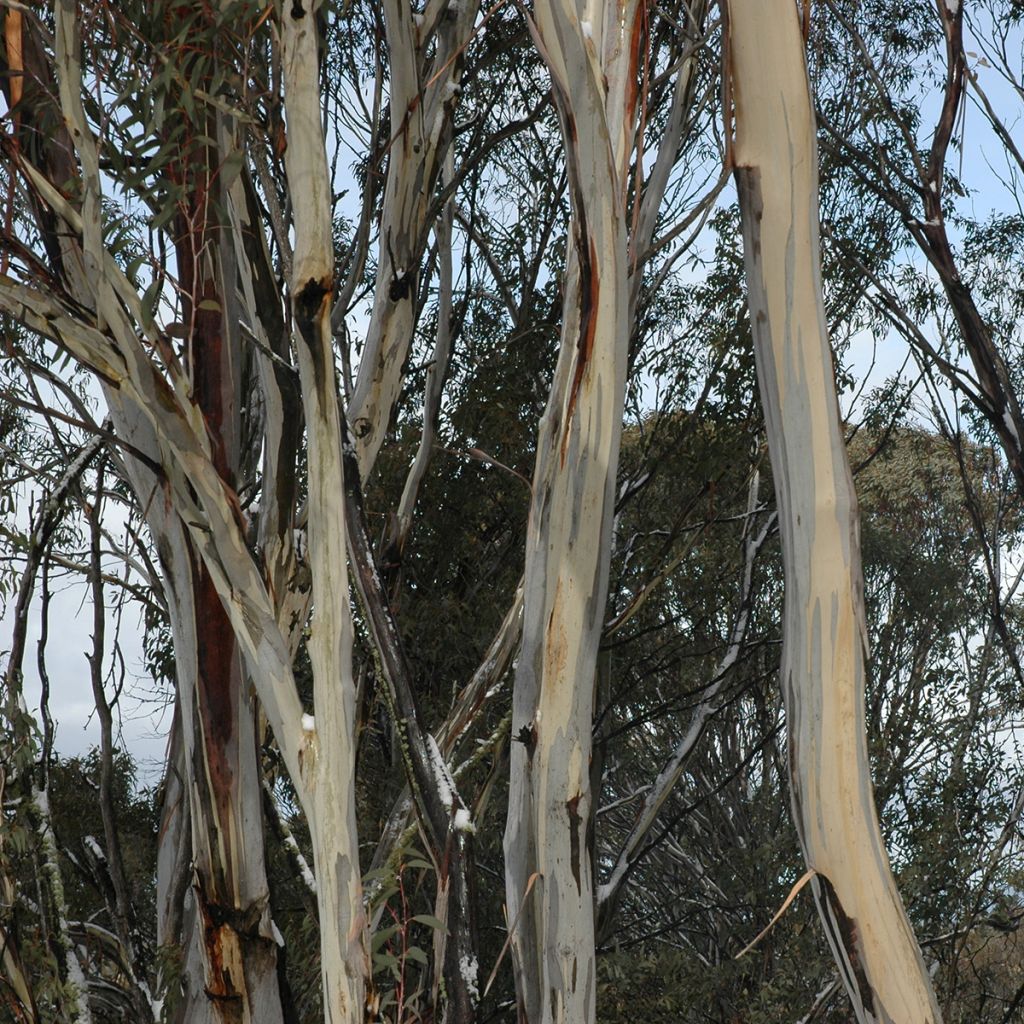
816 873 877 1018
564 235 601 441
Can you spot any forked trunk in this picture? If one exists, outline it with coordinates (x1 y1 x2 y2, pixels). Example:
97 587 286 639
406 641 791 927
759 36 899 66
348 0 479 481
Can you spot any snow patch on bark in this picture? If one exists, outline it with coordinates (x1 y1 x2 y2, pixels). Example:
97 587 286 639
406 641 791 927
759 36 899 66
84 835 106 863
459 952 479 1001
1003 410 1020 446
281 826 318 893
426 735 455 811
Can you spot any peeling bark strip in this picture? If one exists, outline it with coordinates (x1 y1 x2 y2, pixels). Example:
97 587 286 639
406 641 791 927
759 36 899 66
2 3 370 1020
171 25 286 1006
31 4 289 1020
728 1 942 1021
564 235 600 434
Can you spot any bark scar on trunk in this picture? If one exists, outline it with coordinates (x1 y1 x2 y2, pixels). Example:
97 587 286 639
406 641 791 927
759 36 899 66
815 872 877 1019
295 276 332 322
567 792 583 894
293 275 333 382
195 876 277 1010
564 235 600 444
514 722 537 757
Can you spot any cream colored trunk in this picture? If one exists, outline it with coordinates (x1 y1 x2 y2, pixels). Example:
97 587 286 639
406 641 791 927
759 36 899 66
729 1 942 1021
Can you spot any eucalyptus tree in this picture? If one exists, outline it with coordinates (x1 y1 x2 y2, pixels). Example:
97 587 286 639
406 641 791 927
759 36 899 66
729 0 940 1017
0 0 484 1019
1 2 1022 1024
591 411 1024 1023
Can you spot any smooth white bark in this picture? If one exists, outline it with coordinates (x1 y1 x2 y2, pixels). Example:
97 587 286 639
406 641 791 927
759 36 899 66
348 0 479 481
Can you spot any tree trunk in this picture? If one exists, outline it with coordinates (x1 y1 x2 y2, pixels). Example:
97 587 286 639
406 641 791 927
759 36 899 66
504 2 642 1021
16 5 290 1019
728 1 943 1020
164 36 285 1013
282 5 369 1020
172 562 285 1024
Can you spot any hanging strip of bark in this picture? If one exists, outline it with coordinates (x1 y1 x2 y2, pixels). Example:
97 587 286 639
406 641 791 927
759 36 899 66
3 8 353 1020
727 1 942 1021
176 64 285 1024
230 171 306 652
52 5 288 1017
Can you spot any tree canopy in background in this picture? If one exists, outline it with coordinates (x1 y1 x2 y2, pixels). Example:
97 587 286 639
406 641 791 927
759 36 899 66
0 1 1022 1023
